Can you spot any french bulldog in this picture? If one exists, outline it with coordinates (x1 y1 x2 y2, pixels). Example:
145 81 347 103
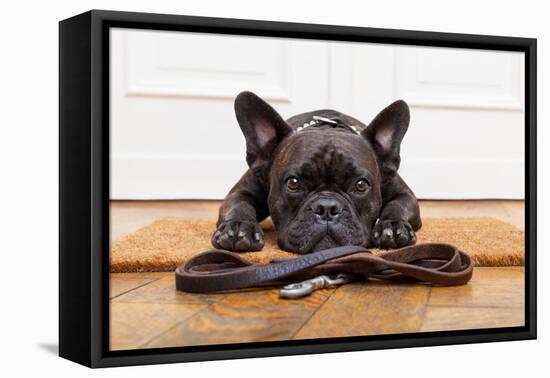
211 91 421 253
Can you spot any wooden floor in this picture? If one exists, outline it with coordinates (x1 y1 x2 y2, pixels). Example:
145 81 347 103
109 200 525 351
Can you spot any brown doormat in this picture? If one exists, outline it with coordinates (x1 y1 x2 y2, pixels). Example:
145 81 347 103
110 217 524 272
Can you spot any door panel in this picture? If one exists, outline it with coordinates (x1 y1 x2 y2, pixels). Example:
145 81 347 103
111 29 330 199
393 46 524 199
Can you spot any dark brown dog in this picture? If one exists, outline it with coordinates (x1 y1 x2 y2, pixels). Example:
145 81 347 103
211 91 421 253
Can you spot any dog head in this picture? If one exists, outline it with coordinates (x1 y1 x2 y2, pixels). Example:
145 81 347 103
235 91 410 253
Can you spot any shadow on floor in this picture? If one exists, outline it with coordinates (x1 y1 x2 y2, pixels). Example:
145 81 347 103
38 343 58 355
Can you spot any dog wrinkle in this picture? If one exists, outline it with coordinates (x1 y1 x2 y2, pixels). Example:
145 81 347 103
296 143 362 187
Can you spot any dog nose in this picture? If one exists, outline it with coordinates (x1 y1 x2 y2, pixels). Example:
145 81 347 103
312 198 343 222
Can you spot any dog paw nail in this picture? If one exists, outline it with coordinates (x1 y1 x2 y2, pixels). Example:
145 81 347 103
228 230 234 237
238 231 246 238
374 231 380 238
254 233 261 241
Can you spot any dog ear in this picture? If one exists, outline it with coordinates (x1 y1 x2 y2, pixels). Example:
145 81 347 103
235 91 293 178
362 100 410 173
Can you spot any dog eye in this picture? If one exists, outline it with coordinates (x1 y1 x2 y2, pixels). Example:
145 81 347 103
355 178 370 192
286 177 301 191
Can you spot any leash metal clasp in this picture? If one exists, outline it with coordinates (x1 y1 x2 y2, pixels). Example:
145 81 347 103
279 273 354 299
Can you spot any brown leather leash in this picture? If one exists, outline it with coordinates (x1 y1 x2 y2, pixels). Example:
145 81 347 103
175 243 474 299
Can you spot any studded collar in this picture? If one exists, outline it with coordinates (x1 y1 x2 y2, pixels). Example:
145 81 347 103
296 115 360 135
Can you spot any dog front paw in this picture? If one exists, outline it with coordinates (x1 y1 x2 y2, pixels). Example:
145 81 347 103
211 220 264 252
371 219 416 249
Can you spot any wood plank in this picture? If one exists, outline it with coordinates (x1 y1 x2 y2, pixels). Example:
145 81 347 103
112 275 222 305
142 288 335 348
110 276 158 299
293 281 430 340
111 272 171 279
108 267 525 350
110 302 207 351
421 306 524 332
500 201 525 229
420 200 509 219
427 267 524 308
110 200 221 240
421 267 525 332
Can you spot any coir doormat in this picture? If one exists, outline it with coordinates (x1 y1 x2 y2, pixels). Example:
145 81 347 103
110 217 524 272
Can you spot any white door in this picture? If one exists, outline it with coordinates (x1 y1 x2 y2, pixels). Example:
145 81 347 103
110 29 525 200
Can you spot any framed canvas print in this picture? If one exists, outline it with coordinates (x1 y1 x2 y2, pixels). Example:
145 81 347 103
59 10 537 368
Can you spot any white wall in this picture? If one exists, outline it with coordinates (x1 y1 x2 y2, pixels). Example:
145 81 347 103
2 1 547 377
111 30 525 200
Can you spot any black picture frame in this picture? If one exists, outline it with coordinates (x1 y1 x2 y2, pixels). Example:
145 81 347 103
59 9 537 368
